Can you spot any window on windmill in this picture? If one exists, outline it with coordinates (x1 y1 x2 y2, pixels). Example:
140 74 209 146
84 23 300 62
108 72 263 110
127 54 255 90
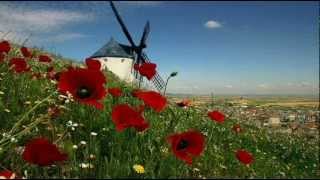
104 58 108 61
121 59 125 63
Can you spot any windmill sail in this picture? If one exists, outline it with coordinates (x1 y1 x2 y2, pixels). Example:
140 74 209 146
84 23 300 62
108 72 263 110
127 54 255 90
109 1 166 93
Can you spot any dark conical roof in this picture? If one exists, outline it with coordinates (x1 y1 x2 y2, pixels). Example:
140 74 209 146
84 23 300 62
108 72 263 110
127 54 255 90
90 38 135 59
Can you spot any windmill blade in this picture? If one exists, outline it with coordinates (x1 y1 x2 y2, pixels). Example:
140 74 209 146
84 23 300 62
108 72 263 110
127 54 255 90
136 21 150 65
139 21 150 50
110 1 136 47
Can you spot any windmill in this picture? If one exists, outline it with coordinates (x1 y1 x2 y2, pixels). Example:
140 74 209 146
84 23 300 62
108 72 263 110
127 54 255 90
109 1 165 92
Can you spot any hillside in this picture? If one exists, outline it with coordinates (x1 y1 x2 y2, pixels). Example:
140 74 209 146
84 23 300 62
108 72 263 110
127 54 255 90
0 41 319 178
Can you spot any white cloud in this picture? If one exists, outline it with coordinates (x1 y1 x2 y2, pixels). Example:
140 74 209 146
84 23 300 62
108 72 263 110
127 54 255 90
204 20 222 29
225 85 233 88
299 81 311 87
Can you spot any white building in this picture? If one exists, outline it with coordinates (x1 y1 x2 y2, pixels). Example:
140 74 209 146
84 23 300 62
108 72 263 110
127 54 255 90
288 114 296 121
269 117 281 127
89 38 136 83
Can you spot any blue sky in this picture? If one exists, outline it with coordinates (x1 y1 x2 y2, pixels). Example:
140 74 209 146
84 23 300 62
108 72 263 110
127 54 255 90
0 1 318 95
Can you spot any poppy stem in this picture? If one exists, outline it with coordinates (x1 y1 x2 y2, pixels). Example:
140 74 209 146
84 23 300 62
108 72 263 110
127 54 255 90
9 93 53 135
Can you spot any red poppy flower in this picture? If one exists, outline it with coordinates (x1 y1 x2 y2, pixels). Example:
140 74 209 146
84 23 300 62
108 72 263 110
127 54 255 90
108 87 122 97
232 124 242 133
0 170 17 179
58 67 107 110
236 149 254 165
167 130 205 165
136 62 156 80
39 55 52 63
208 110 225 123
176 99 191 108
85 58 101 71
9 58 30 73
134 90 167 113
111 104 149 132
20 47 32 58
22 137 68 166
0 41 10 54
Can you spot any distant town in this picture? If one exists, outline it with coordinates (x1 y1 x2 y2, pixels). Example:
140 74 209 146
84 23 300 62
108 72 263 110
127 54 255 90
169 94 319 138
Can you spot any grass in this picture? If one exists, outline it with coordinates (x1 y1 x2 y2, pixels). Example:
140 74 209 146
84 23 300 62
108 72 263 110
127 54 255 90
0 43 319 178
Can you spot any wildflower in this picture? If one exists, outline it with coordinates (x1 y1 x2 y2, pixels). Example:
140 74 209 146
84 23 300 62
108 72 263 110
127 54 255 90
72 145 78 150
24 101 31 105
0 91 3 95
4 109 10 113
85 58 101 71
79 163 89 169
134 90 167 113
10 137 17 143
22 137 68 166
235 149 254 165
108 87 122 98
9 58 30 73
208 110 225 123
80 141 87 145
38 55 52 63
135 62 157 80
111 104 149 132
20 47 32 58
133 164 145 174
58 67 107 110
0 170 16 179
232 124 242 133
176 99 191 108
89 154 96 160
66 121 73 127
167 130 205 165
90 132 97 136
0 41 11 54
193 168 200 172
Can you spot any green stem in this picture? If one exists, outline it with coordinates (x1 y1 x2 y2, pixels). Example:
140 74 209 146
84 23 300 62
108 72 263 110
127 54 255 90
9 93 53 134
163 76 171 96
0 94 53 145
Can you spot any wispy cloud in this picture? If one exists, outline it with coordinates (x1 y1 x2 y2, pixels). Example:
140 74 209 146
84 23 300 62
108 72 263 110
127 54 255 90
0 3 94 44
225 85 233 88
43 33 89 43
257 83 270 89
204 20 222 29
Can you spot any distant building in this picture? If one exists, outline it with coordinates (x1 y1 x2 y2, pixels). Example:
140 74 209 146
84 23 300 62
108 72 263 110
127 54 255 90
288 114 296 121
269 116 281 127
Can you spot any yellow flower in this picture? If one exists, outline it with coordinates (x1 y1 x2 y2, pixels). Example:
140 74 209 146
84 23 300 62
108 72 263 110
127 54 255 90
133 164 145 174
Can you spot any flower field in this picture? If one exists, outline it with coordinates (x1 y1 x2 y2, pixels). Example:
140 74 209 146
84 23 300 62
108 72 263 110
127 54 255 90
0 41 319 179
